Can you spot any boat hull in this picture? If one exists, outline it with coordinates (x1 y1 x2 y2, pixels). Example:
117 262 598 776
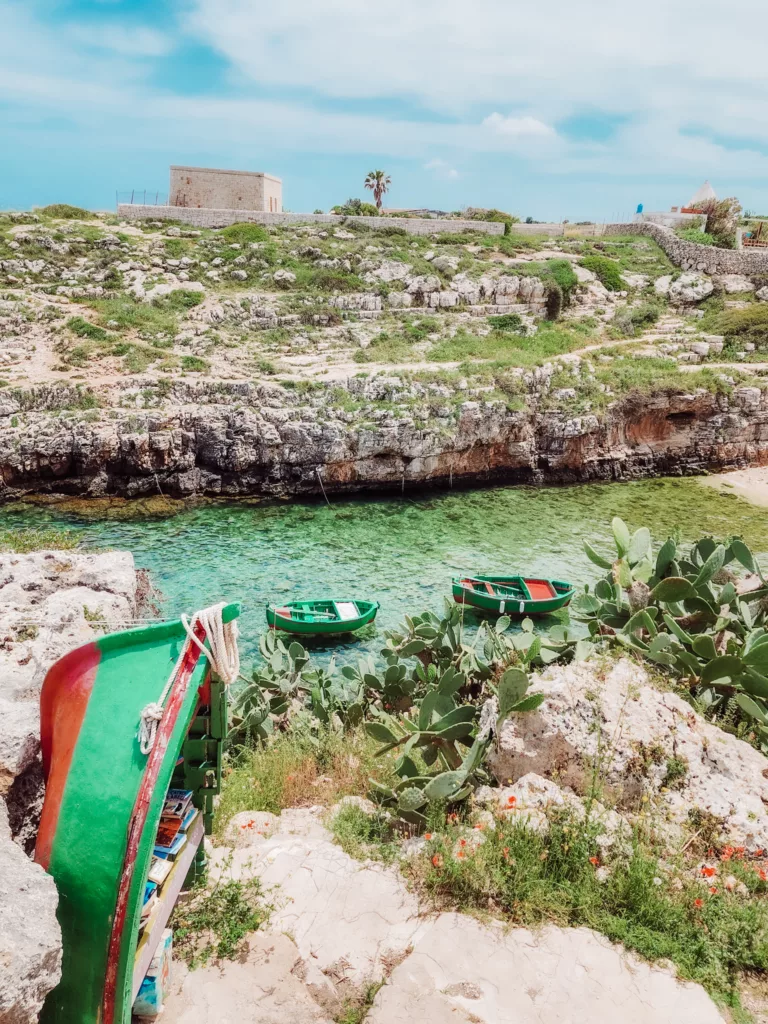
266 600 379 635
452 576 574 615
35 605 240 1024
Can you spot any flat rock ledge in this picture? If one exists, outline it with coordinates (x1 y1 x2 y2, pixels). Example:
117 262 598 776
163 806 725 1024
0 548 138 1023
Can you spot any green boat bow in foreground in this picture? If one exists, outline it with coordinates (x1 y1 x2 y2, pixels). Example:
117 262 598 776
452 575 574 615
35 603 240 1024
266 598 379 635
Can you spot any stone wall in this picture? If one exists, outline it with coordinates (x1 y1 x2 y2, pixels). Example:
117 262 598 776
606 221 768 275
116 205 506 236
169 166 283 213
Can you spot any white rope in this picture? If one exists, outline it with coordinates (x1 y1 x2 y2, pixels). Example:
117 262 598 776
138 602 240 756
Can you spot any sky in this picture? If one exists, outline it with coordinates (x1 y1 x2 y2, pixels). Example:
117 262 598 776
1 0 767 221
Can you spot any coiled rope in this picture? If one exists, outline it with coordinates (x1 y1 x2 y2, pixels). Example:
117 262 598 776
138 603 240 756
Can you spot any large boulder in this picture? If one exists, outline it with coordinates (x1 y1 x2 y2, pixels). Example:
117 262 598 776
756 286 768 302
0 803 62 1024
714 274 755 294
668 273 714 304
490 659 768 852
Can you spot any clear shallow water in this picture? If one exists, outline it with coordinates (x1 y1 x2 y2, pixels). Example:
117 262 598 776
1 479 765 666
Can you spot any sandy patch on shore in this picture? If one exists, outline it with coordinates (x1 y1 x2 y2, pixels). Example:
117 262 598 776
700 466 768 507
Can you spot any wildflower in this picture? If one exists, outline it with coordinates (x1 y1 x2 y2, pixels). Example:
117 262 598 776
709 886 718 895
459 838 467 847
474 823 486 832
286 774 295 782
720 846 734 862
759 869 768 882
431 854 443 868
701 865 717 878
693 898 703 909
506 795 517 808
589 856 600 866
456 850 466 860
447 813 459 824
735 846 746 860
425 833 433 841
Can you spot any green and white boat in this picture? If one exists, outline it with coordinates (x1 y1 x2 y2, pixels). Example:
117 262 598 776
266 599 379 635
452 575 575 615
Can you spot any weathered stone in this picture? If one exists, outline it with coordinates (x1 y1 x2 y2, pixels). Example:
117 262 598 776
367 915 724 1024
163 933 333 1024
756 286 768 302
431 254 460 275
491 659 768 851
715 274 755 294
668 273 714 304
0 793 61 1024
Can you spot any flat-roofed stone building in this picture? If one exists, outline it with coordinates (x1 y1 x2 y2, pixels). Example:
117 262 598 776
169 166 283 212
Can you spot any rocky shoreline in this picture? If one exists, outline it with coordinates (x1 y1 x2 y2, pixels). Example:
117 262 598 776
1 381 766 500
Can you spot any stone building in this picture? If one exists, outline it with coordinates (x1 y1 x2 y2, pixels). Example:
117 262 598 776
169 166 283 212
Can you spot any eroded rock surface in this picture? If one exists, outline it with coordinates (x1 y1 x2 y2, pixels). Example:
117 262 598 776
0 803 62 1024
491 658 768 851
179 804 727 1024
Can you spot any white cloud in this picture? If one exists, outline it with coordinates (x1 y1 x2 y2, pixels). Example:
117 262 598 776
3 0 768 207
425 159 460 180
482 114 555 138
66 24 172 57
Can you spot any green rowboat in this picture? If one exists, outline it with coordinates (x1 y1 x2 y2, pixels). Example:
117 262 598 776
35 603 240 1024
452 575 574 615
266 599 379 635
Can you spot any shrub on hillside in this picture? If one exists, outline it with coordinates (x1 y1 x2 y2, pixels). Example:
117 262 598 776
709 304 768 345
675 228 717 246
39 204 91 219
580 255 624 291
696 196 742 249
220 223 269 244
488 313 525 333
467 208 520 235
612 301 663 337
546 259 578 303
332 198 379 217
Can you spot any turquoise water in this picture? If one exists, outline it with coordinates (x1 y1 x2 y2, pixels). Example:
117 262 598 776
1 479 764 666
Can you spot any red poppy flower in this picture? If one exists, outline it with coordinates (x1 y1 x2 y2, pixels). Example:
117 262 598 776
456 850 466 859
507 795 517 808
589 856 600 866
431 854 443 868
459 838 467 847
759 869 768 882
447 813 459 824
701 865 717 878
709 886 718 894
720 846 734 862
693 898 703 908
425 833 433 841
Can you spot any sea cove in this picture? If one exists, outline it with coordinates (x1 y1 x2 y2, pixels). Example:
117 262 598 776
2 475 764 662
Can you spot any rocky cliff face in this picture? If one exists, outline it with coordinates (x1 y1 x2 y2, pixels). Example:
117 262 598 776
0 550 138 1023
0 382 766 500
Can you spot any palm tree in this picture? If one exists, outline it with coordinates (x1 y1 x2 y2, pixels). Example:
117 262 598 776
364 170 391 210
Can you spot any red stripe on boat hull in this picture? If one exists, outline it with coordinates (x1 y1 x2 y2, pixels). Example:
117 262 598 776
35 643 101 872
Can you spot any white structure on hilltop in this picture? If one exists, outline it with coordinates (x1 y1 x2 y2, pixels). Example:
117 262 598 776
169 166 283 213
688 181 717 207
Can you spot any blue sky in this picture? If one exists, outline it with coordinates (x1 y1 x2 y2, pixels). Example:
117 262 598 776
1 0 767 220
